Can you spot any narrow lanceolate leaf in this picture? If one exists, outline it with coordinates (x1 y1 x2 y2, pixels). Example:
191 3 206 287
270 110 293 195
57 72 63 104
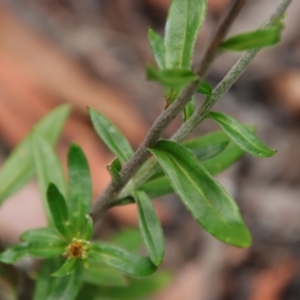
140 139 243 199
133 191 165 267
90 243 157 277
0 105 70 205
109 228 143 253
31 133 67 223
149 140 252 247
0 244 29 264
47 265 82 300
135 130 244 199
80 215 94 241
106 157 122 182
68 144 92 236
147 66 198 88
197 81 212 96
94 272 173 300
33 258 62 300
0 241 65 264
148 28 165 69
31 133 67 198
89 108 133 162
185 139 229 161
83 259 127 287
47 183 71 240
164 0 207 68
221 26 282 51
52 258 79 277
208 112 276 157
202 140 245 175
20 227 64 244
25 241 66 258
183 98 196 122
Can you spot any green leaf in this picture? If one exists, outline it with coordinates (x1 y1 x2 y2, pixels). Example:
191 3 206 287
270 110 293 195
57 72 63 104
139 139 243 199
133 191 165 267
47 265 82 300
0 244 29 264
89 108 133 162
83 259 128 287
0 241 65 264
95 271 173 300
47 183 71 240
33 258 62 300
183 98 195 122
75 285 98 300
190 141 229 161
0 105 70 205
202 140 245 175
106 157 122 182
208 112 276 157
31 133 67 223
164 0 207 68
68 144 92 236
52 258 79 277
81 215 94 241
147 65 198 88
26 241 65 258
20 227 64 244
221 26 282 51
89 243 157 277
197 81 212 96
140 176 173 199
109 228 143 253
148 28 165 69
31 134 67 198
149 140 252 247
133 130 244 199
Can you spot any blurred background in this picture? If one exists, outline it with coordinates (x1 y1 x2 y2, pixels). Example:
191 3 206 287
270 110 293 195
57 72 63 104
0 0 300 299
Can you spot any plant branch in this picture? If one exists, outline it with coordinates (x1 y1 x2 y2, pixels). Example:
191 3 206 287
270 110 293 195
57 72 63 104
196 0 246 76
117 0 293 199
172 0 292 143
90 0 246 222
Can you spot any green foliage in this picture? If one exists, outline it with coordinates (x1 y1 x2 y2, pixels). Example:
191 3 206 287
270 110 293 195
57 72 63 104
89 108 133 162
0 0 289 298
78 272 172 300
149 140 252 247
197 81 212 96
31 134 67 223
106 157 122 182
67 144 92 235
0 105 70 205
208 112 276 157
133 191 165 266
183 98 196 122
82 260 128 287
46 266 82 300
221 25 283 51
164 0 207 68
148 28 165 69
47 184 71 239
89 243 157 277
147 66 198 88
137 129 244 199
52 258 79 277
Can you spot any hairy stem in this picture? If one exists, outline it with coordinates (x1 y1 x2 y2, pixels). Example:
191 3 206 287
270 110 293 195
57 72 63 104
119 0 292 197
117 0 293 200
173 0 293 142
90 0 246 222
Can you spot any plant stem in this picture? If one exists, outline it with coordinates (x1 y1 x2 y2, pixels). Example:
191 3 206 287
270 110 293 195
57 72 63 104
90 0 246 222
118 0 293 197
173 0 292 143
